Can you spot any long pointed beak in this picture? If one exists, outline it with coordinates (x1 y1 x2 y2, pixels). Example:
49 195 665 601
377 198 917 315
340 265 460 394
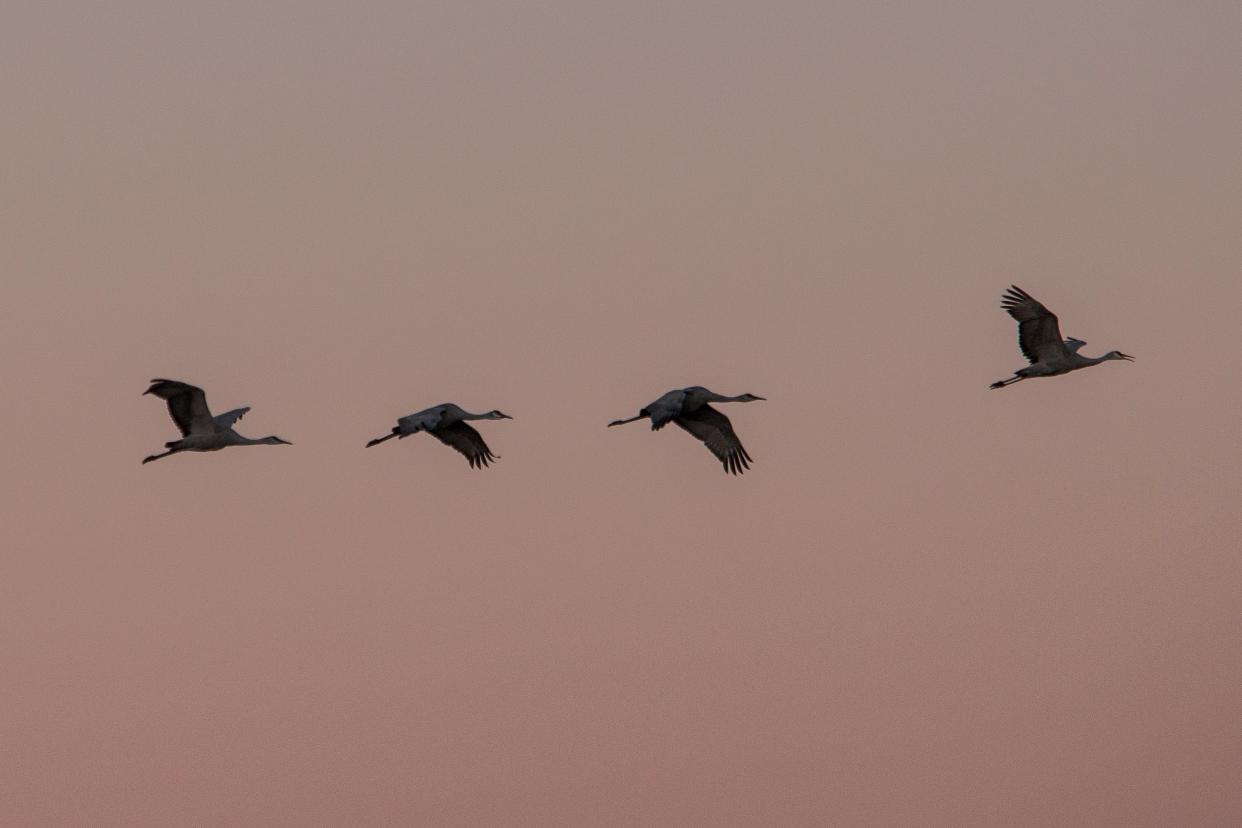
1120 353 1135 361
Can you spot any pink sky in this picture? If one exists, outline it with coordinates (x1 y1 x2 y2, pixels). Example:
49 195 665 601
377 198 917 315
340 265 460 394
3 2 1240 824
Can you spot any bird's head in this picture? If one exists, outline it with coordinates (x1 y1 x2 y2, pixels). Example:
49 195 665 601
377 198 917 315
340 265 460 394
1106 351 1135 362
487 410 513 420
737 393 766 402
263 436 293 445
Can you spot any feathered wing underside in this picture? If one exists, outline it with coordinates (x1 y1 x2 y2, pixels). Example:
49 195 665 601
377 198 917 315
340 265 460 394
673 404 753 475
431 422 499 469
213 407 250 430
146 379 216 436
1001 286 1069 364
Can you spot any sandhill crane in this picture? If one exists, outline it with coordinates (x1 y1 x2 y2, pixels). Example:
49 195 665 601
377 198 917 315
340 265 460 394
608 386 764 475
141 379 291 464
366 404 512 469
990 285 1134 389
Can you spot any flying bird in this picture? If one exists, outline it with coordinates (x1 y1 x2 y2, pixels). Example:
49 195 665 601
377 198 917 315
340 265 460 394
608 386 764 475
990 285 1134 389
366 404 512 468
141 379 292 464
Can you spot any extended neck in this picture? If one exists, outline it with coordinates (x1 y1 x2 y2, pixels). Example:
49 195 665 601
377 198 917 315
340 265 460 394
710 393 763 403
238 435 289 446
1082 352 1128 367
462 410 509 421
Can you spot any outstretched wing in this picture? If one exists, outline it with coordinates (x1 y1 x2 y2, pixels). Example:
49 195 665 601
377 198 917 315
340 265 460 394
673 404 753 475
431 422 499 469
145 378 215 436
1064 337 1087 353
213 407 250 430
1000 286 1069 364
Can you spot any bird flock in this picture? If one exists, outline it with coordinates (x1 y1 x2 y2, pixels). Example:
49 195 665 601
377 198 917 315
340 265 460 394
142 286 1134 474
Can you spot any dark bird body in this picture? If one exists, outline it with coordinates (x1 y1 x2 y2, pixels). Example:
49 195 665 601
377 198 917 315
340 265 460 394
366 403 511 469
990 285 1133 389
608 386 764 475
141 379 291 464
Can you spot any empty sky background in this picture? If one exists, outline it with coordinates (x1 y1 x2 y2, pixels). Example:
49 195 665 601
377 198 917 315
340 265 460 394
3 2 1240 825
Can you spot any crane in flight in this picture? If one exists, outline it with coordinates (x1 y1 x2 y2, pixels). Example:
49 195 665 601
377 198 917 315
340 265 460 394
990 285 1134 389
608 386 764 475
141 379 291 464
366 404 512 469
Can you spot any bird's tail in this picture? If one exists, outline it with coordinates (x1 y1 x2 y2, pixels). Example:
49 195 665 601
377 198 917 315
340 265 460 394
365 430 399 448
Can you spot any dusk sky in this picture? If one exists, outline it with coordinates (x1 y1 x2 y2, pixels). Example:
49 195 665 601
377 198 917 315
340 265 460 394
3 2 1240 825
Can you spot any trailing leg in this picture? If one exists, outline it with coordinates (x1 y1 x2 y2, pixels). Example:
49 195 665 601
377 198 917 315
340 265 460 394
142 448 180 464
365 430 400 448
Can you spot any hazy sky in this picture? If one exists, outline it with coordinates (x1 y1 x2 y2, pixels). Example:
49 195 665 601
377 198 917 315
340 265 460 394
3 2 1240 825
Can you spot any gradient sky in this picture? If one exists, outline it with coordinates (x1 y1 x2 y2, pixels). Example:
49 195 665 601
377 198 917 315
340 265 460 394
3 2 1240 825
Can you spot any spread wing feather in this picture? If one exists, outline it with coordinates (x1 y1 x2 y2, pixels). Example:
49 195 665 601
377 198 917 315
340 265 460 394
673 404 753 475
213 407 250 430
1000 286 1070 364
431 422 499 469
145 379 216 437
